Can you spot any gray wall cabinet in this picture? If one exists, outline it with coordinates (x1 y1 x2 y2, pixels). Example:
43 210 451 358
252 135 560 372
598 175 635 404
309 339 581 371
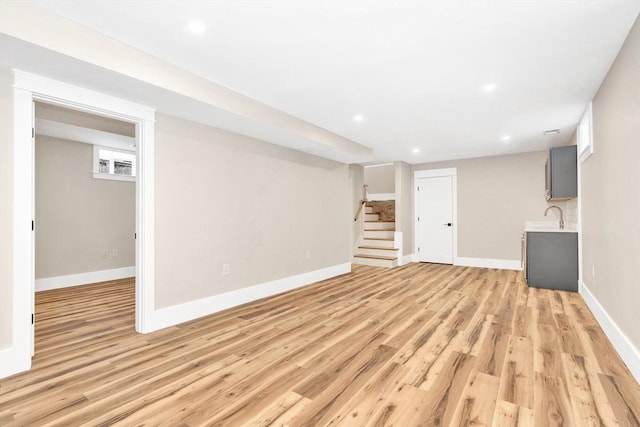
545 145 577 200
526 231 578 292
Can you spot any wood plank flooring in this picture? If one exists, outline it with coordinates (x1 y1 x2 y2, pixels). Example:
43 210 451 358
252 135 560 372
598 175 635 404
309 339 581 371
1 263 639 426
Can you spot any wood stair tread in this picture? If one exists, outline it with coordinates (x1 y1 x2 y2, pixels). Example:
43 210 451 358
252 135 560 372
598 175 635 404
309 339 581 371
363 238 394 241
364 220 396 223
358 246 399 251
354 254 398 261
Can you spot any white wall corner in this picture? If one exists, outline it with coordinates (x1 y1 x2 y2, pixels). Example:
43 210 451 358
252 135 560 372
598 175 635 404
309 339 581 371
0 347 32 379
147 263 352 333
579 280 640 384
454 257 522 271
35 266 135 292
401 254 415 265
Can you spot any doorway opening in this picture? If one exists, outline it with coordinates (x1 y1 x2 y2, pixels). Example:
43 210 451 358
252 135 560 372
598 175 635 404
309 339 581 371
8 70 156 376
33 102 137 353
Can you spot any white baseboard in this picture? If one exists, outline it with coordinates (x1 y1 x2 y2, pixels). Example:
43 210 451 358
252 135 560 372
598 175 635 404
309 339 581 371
400 254 414 265
35 266 135 291
454 257 522 270
148 263 352 332
579 280 640 384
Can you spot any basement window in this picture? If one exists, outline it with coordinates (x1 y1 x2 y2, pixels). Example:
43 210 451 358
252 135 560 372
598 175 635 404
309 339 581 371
93 146 136 182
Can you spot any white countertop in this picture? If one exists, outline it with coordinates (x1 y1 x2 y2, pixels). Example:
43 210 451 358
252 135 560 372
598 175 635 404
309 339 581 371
524 221 578 233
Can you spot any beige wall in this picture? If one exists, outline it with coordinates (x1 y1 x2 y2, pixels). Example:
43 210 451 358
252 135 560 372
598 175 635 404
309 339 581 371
154 113 351 309
350 164 365 248
415 151 551 261
580 16 640 350
365 164 395 194
35 136 135 278
0 68 14 348
35 103 135 137
394 161 413 255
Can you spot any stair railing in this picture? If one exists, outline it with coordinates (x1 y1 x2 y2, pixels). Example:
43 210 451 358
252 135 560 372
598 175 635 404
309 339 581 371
353 185 368 221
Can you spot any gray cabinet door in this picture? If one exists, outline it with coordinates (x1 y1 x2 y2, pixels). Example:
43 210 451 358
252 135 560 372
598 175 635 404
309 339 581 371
548 145 577 200
526 232 578 291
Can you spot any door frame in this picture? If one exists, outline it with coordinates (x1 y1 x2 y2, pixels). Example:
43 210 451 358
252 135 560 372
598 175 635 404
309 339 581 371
7 70 156 377
414 168 458 263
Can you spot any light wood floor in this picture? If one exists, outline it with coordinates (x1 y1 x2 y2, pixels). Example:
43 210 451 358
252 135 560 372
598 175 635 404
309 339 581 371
1 263 639 426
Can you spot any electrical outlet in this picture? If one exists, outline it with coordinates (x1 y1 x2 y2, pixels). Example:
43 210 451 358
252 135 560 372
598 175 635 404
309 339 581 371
305 250 311 259
111 249 119 258
592 264 596 278
222 264 230 276
103 250 109 258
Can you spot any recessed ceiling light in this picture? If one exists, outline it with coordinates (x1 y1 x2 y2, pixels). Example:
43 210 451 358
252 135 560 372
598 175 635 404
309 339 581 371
353 114 364 122
412 148 420 153
483 83 497 92
187 21 206 35
544 129 560 136
501 136 511 141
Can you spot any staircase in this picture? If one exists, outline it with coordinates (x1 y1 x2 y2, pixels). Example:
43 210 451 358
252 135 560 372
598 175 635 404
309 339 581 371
353 206 399 267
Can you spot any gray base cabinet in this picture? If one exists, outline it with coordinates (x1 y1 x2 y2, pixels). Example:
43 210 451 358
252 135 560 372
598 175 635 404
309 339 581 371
526 232 578 292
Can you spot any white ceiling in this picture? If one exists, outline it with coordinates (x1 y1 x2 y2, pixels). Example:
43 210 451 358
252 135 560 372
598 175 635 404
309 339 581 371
26 1 640 164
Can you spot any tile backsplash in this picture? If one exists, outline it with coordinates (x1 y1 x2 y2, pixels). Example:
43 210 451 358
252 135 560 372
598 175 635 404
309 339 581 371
565 198 578 224
546 198 579 228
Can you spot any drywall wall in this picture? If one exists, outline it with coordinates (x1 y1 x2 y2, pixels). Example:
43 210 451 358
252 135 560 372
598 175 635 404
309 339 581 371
365 164 395 194
154 113 351 309
0 68 14 348
394 161 413 255
580 16 640 351
415 151 551 261
35 136 135 279
350 164 365 249
35 102 135 137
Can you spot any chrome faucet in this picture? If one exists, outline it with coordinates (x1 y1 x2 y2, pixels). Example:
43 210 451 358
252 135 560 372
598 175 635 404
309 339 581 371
545 205 565 230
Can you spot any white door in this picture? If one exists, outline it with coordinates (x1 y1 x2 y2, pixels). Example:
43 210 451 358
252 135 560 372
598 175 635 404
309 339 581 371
416 176 453 264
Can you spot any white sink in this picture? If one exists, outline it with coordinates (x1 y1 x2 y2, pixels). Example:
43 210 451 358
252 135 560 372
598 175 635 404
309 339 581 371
524 221 577 233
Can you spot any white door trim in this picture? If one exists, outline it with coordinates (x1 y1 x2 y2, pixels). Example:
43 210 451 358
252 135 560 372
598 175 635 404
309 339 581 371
5 70 155 378
414 168 458 263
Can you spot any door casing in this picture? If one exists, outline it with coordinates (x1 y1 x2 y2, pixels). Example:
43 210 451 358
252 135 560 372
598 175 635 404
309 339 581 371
4 70 156 378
